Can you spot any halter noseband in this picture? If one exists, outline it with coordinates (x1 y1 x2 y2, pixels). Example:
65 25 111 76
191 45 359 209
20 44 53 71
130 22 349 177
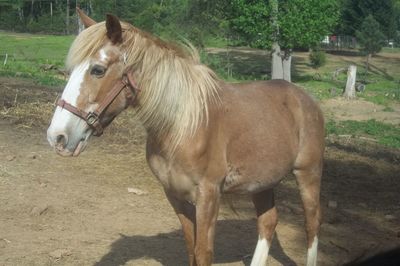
57 72 139 136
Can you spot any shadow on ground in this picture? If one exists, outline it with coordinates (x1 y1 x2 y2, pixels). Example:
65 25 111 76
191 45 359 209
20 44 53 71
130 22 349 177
94 220 296 266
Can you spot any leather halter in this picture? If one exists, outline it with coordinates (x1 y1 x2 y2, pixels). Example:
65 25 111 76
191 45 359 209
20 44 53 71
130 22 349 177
57 72 139 136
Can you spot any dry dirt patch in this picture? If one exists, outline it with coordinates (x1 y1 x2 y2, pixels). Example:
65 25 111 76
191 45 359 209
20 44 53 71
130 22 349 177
321 97 400 125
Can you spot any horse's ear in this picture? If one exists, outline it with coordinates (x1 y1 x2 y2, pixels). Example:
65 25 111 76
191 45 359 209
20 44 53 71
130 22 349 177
76 7 96 28
106 14 123 44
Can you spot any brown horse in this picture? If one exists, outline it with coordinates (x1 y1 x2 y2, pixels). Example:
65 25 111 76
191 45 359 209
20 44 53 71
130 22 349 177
47 9 324 266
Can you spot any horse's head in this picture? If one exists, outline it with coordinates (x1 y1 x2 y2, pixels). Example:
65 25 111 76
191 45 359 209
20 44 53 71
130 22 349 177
47 11 135 156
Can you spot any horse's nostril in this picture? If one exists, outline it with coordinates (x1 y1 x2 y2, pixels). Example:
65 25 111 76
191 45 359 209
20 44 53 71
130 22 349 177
55 134 68 150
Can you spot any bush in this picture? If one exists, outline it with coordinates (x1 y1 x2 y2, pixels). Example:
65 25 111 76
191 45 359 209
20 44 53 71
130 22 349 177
309 50 326 69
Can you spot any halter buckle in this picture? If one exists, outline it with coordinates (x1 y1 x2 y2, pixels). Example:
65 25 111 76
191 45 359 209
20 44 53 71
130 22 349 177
86 112 99 126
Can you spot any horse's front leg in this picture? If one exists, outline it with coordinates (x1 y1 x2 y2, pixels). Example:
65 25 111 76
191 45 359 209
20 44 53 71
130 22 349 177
194 180 221 266
165 192 197 266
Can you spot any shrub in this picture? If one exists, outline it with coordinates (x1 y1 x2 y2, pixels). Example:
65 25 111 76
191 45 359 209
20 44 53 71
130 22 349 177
309 50 326 69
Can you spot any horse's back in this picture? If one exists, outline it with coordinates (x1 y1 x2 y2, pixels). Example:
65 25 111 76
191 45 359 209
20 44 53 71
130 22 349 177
221 79 323 146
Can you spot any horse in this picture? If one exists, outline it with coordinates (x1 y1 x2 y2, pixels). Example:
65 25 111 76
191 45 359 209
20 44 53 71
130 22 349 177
47 9 324 266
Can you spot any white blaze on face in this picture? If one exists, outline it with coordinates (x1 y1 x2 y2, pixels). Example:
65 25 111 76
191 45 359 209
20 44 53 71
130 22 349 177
99 49 108 62
250 237 270 266
47 61 90 148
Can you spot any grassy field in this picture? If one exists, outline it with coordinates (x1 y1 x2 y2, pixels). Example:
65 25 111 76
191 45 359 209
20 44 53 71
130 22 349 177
326 119 400 148
1 32 399 148
0 32 74 86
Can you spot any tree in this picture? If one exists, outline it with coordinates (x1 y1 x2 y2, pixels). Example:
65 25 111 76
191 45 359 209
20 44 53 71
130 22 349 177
340 0 397 40
230 0 339 82
356 15 385 71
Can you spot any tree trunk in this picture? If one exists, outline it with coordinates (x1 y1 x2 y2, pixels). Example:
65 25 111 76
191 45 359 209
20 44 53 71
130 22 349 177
89 0 93 15
76 1 84 34
271 45 292 82
269 0 291 82
50 2 53 29
270 0 286 80
271 42 283 79
66 0 70 35
30 0 35 22
366 53 371 73
343 65 357 99
282 51 292 82
18 7 24 23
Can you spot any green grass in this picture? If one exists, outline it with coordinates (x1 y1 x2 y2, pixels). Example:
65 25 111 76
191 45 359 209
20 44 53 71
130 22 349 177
0 32 74 86
355 74 400 106
326 119 400 148
382 47 400 53
295 77 341 100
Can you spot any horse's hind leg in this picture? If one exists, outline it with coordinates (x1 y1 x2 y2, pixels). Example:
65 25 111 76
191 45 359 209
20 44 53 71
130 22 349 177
250 189 278 266
293 162 322 266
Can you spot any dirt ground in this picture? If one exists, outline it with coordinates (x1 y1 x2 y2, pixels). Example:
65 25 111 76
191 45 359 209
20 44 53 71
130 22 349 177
322 98 400 125
0 77 399 266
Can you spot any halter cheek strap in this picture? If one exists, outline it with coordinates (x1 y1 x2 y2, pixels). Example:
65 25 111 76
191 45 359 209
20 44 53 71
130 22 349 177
56 72 140 136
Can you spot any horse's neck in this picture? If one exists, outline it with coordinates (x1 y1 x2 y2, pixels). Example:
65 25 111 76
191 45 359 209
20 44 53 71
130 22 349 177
145 98 222 160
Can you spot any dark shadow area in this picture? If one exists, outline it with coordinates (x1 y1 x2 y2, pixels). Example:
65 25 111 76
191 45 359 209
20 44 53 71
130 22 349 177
290 55 309 79
325 50 361 57
94 220 296 266
327 140 400 164
206 49 270 80
322 157 399 211
207 49 313 82
343 246 400 266
339 59 395 81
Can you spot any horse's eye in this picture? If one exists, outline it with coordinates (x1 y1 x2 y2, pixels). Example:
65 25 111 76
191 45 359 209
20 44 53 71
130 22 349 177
90 65 106 77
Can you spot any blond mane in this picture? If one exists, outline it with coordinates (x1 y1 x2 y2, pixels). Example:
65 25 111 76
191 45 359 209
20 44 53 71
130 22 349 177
66 21 220 151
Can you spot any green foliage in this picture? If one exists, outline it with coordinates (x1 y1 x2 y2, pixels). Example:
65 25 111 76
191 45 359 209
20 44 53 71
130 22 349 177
230 0 339 50
309 50 327 69
326 119 400 148
278 0 340 49
340 0 398 39
230 0 273 49
0 0 229 45
356 15 386 56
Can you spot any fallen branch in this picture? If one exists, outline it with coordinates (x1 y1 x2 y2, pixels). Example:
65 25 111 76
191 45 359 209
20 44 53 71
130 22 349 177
333 67 346 80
